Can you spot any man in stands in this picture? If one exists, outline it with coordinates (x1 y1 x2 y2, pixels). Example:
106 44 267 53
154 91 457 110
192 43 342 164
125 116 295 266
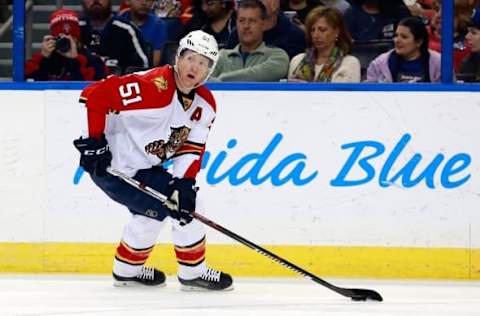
210 0 289 81
80 0 151 74
120 0 168 66
227 0 306 58
183 0 237 48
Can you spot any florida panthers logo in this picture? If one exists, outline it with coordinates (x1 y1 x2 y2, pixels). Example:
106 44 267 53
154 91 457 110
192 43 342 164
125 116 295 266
145 126 190 161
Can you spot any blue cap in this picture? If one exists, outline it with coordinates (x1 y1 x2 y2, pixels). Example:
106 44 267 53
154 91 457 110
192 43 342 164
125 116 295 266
470 7 480 28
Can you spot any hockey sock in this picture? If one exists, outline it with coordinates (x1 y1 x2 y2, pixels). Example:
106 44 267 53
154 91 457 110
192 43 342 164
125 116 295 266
175 236 207 280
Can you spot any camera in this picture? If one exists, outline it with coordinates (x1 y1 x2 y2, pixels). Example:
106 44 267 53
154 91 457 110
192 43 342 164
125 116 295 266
55 37 71 53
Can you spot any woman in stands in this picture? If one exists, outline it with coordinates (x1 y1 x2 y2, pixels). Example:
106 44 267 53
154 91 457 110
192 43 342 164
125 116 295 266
457 7 480 82
288 6 361 82
365 16 441 83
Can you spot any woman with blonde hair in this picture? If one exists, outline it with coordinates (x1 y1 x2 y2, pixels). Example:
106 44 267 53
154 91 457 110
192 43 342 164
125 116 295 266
288 6 361 82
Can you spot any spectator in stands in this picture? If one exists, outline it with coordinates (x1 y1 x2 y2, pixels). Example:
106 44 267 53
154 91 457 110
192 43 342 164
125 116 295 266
457 7 480 82
281 0 350 30
209 0 289 81
320 0 351 14
121 0 186 41
404 0 434 23
177 0 206 35
120 0 168 66
80 0 151 74
428 0 472 72
152 0 195 25
344 0 411 41
25 8 106 81
456 0 477 18
152 0 183 17
174 0 204 25
152 0 186 41
366 17 441 82
280 0 322 32
183 0 236 48
288 6 360 82
227 0 306 58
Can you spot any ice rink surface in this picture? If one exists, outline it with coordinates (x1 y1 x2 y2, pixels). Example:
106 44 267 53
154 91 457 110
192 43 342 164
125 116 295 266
0 275 479 316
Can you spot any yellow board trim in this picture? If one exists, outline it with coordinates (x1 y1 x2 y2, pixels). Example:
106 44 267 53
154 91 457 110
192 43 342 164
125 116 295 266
0 243 478 279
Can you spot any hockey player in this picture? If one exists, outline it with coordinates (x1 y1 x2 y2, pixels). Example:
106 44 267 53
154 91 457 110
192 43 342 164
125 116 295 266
73 30 233 291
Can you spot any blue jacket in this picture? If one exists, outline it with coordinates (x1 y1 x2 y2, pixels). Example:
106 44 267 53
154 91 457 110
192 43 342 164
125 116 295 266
121 11 168 50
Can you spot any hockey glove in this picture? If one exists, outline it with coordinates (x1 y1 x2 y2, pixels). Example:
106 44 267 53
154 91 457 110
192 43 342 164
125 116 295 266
164 177 196 225
73 134 112 177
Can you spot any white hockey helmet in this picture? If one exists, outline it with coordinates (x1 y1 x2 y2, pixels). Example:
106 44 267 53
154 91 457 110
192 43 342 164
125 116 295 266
176 30 219 80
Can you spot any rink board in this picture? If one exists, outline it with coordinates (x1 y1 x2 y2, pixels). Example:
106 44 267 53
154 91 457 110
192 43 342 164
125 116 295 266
0 89 478 279
0 243 479 279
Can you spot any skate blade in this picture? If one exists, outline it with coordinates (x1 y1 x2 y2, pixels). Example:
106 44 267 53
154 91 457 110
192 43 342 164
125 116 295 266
179 284 234 292
113 280 167 288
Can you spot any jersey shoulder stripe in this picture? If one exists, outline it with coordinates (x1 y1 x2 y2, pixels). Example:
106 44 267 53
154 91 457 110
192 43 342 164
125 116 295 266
196 85 216 113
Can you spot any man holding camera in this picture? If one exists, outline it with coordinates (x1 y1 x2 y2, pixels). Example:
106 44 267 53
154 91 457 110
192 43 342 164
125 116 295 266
25 8 106 81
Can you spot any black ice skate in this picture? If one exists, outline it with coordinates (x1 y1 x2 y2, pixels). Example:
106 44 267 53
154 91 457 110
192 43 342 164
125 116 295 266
178 268 233 291
113 267 166 287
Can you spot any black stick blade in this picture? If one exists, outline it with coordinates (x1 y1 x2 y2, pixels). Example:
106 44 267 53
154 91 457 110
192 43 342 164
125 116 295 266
347 288 383 301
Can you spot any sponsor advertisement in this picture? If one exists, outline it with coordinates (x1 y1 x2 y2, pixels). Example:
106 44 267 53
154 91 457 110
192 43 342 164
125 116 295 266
0 90 477 248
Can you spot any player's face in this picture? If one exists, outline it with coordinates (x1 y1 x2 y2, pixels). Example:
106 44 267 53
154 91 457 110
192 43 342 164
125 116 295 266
466 27 480 53
309 17 338 54
176 50 212 89
237 8 265 47
394 25 422 60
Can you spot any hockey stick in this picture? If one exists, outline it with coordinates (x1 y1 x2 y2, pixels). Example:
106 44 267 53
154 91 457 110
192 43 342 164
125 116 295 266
106 167 383 302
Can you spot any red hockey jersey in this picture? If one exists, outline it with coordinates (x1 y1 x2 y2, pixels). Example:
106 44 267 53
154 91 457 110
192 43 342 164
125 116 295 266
79 65 216 179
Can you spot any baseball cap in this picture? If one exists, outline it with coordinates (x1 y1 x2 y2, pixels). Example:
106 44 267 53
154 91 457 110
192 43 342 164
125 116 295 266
50 8 81 38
